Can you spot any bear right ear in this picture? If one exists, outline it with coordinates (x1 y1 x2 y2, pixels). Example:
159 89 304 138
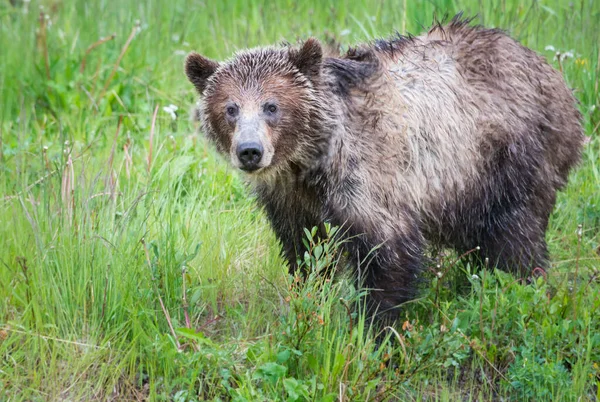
185 52 220 94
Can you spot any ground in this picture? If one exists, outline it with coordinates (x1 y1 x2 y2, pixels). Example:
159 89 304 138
0 0 599 400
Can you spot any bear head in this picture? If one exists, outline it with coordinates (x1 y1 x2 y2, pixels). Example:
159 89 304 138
185 39 325 176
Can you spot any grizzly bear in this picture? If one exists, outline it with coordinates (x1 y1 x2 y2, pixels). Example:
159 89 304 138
185 16 585 316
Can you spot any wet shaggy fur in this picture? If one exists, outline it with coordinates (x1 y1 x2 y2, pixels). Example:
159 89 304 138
186 16 585 317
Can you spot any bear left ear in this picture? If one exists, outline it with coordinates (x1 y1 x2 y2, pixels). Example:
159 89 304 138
185 52 220 94
289 38 323 79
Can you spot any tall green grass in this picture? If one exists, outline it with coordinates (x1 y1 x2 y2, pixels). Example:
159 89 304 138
1 0 599 400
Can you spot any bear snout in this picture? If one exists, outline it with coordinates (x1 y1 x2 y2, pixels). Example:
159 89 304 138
236 142 264 171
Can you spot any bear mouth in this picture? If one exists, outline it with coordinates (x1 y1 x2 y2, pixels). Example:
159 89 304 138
239 166 263 173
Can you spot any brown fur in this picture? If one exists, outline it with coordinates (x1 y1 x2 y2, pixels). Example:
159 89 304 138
185 16 586 317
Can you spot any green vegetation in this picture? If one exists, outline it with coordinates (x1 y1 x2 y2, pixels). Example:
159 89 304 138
0 0 598 400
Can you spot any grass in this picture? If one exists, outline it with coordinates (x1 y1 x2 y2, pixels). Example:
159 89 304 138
0 0 599 400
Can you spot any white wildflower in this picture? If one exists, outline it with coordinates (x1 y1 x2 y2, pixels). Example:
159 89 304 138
163 104 178 121
554 50 575 62
544 45 555 51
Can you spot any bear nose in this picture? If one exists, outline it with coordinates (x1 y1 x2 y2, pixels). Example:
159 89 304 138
236 142 263 171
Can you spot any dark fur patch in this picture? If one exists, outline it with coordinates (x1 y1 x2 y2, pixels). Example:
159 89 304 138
324 50 381 97
373 32 415 58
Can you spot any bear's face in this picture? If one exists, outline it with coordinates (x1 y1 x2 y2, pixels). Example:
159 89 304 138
185 39 323 175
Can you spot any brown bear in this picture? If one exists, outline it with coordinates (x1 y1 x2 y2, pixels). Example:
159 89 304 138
185 16 585 317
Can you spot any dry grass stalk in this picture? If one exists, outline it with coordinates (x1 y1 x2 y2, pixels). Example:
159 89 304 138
61 150 75 223
123 137 133 180
80 33 116 73
37 12 50 80
147 105 159 173
105 116 123 201
97 23 140 103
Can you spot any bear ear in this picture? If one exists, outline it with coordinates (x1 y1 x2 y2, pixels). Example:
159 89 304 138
289 38 323 79
185 52 220 94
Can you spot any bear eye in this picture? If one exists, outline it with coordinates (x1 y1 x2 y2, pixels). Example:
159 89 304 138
226 104 238 117
264 103 278 115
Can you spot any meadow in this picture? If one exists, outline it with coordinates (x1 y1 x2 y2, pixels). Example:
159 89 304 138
0 0 599 400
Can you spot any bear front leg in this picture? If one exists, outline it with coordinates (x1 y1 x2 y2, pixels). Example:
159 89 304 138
328 204 426 319
354 231 425 319
277 227 304 275
262 199 321 276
